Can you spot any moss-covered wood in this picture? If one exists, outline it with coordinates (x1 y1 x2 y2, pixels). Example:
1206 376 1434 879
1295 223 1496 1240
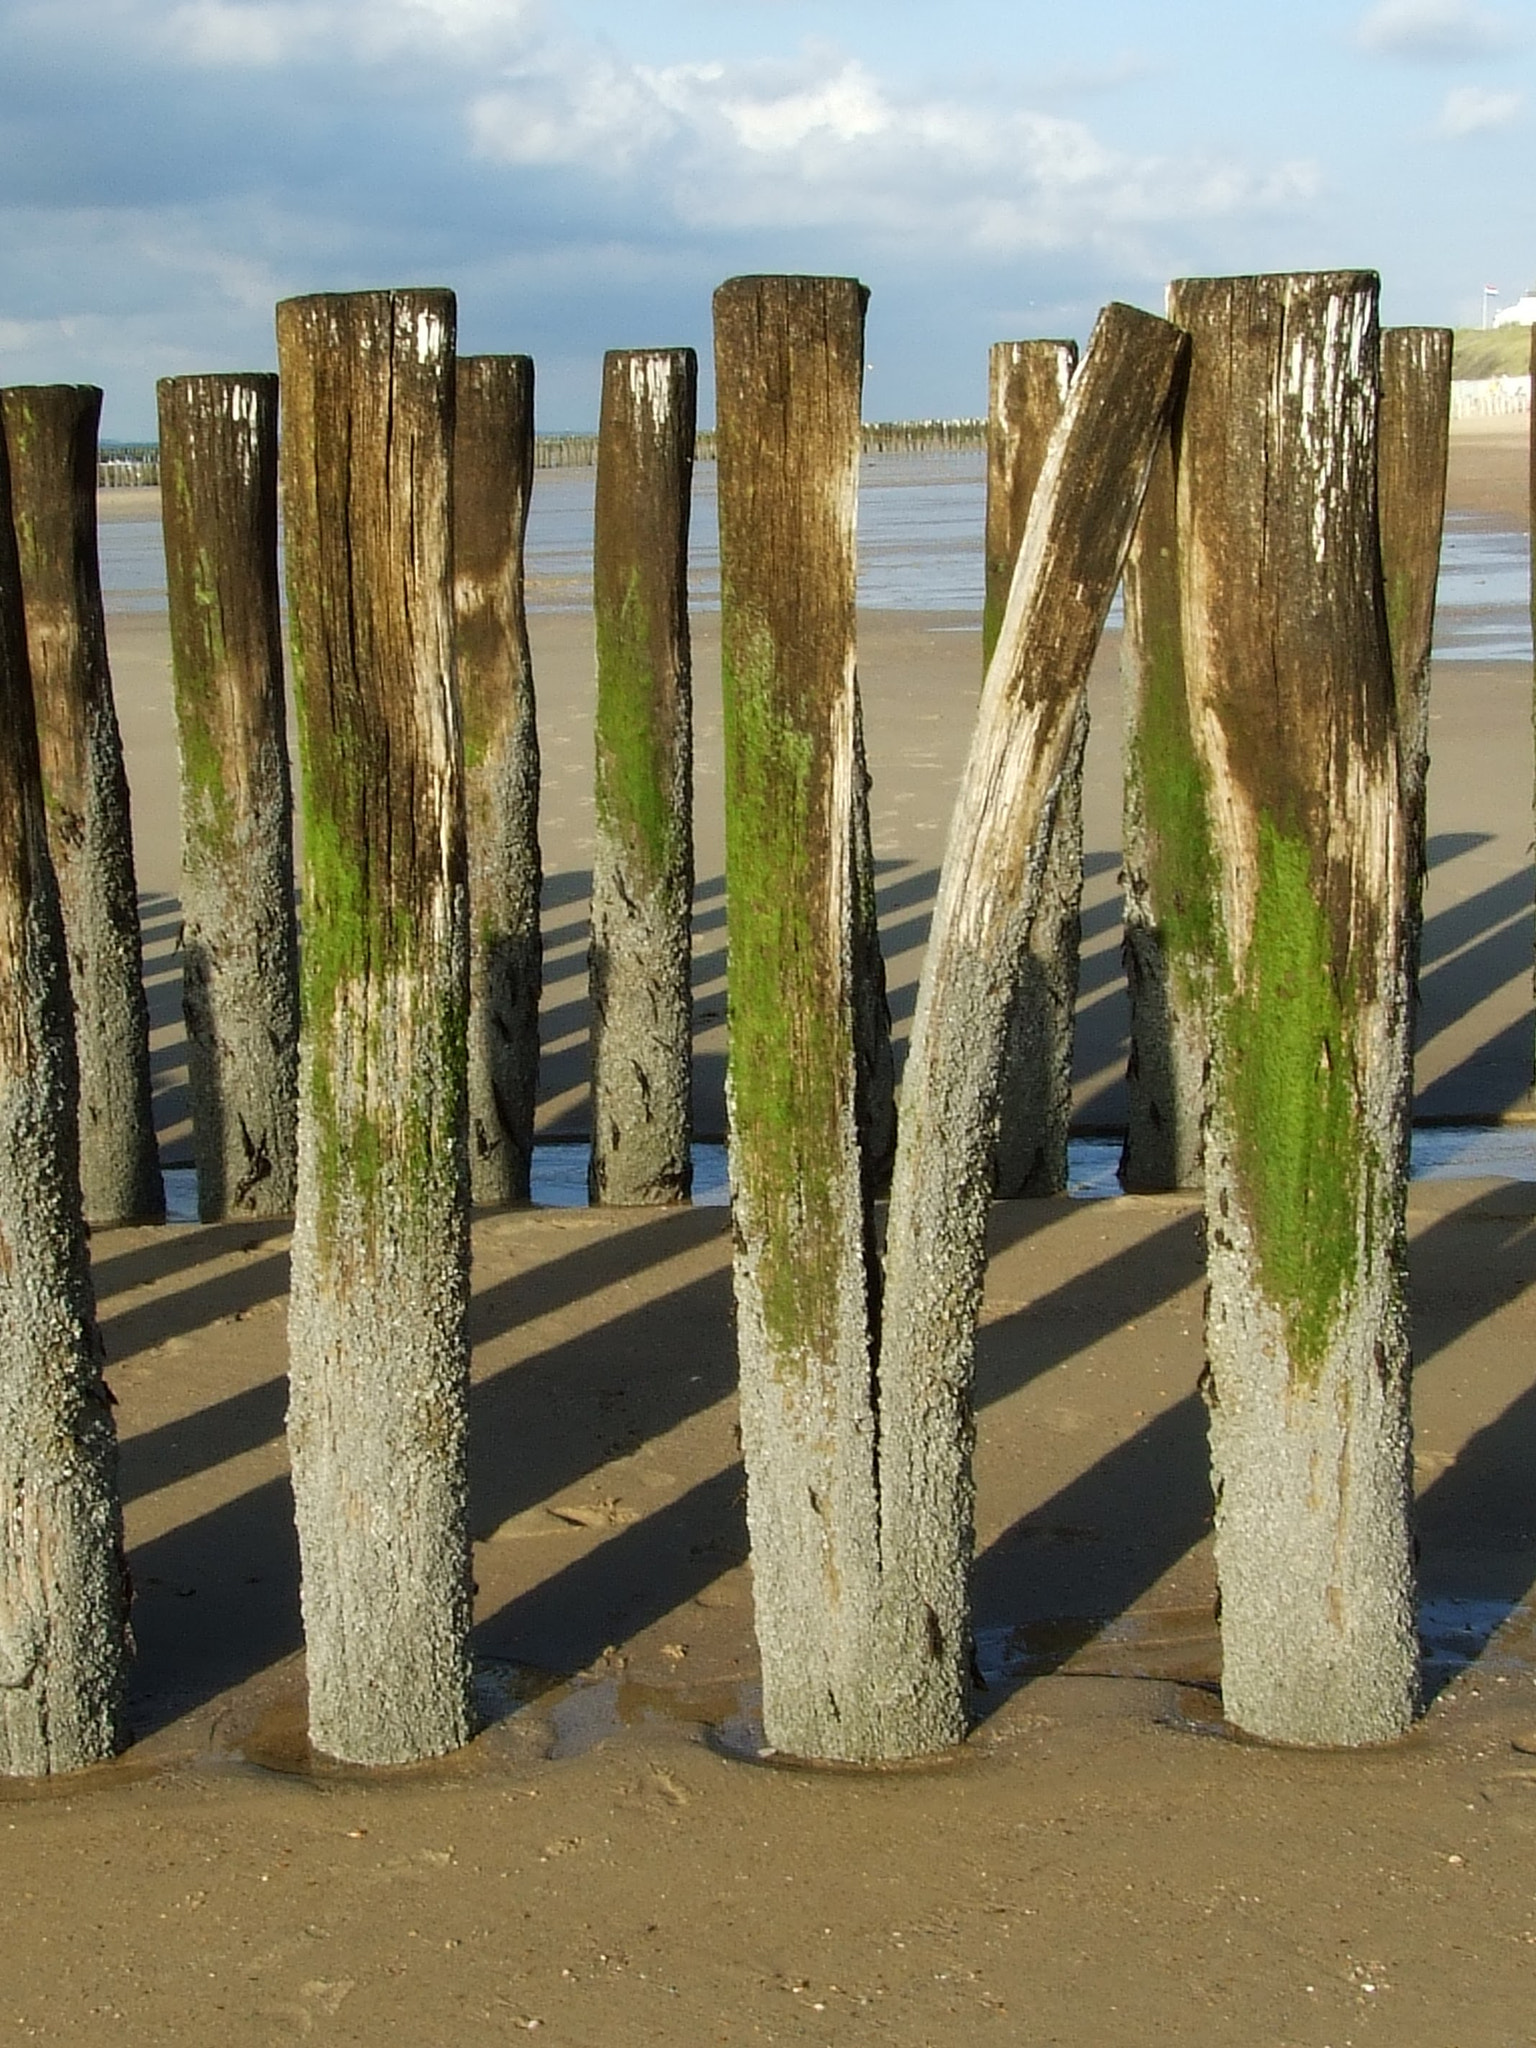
1378 326 1452 1000
1171 272 1417 1747
158 373 298 1222
875 304 1186 1753
0 385 161 1226
278 289 473 1766
718 285 1182 1761
985 339 1083 1197
589 348 696 1205
455 355 542 1206
1120 397 1212 1192
0 408 129 1776
715 274 885 1759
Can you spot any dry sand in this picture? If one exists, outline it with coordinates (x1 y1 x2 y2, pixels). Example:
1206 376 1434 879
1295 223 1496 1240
3 424 1535 2045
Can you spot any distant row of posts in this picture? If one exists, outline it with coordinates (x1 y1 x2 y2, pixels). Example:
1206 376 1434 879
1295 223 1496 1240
0 270 1454 1774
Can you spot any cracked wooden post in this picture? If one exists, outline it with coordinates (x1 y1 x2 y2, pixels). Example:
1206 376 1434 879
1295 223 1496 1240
0 407 129 1776
1379 326 1452 998
454 355 542 1206
278 289 473 1765
1119 375 1210 1193
1172 272 1417 1747
715 273 886 1757
0 385 162 1226
158 373 299 1222
589 347 696 1205
985 339 1082 1196
875 304 1186 1754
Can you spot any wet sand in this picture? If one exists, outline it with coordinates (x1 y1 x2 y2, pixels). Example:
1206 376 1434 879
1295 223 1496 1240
2 423 1534 2043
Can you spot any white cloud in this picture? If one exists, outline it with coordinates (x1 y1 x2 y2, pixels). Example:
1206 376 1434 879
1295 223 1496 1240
1434 81 1523 129
471 51 1318 261
1357 0 1515 60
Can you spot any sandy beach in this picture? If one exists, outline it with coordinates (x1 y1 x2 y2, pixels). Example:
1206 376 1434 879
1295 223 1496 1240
3 421 1535 2044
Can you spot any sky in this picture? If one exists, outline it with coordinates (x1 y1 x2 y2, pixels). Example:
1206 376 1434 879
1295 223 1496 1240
1 0 1533 436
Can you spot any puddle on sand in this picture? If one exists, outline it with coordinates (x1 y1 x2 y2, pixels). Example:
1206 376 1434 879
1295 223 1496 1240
977 1598 1536 1733
975 1607 1222 1690
222 1660 559 1780
547 1676 758 1761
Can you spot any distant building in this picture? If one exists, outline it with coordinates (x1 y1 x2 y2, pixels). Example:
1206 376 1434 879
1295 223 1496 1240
1493 285 1536 327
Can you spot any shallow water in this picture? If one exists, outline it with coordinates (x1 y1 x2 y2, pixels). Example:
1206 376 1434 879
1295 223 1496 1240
159 1124 1536 1223
98 465 1533 639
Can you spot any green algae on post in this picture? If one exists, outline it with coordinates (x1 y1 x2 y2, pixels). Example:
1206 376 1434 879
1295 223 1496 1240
715 274 886 1761
589 348 696 1207
1170 271 1417 1749
158 372 299 1222
278 288 473 1768
1120 400 1213 1194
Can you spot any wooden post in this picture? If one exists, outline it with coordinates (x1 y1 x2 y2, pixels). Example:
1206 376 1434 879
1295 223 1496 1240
157 373 299 1222
875 305 1186 1753
278 289 473 1765
0 385 162 1226
454 355 542 1207
1379 326 1452 994
1119 391 1211 1192
0 407 129 1775
985 340 1083 1197
715 273 886 1757
589 347 696 1205
1171 272 1417 1747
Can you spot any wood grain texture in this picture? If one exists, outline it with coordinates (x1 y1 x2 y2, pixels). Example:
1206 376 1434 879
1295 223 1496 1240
875 302 1186 1754
455 355 542 1206
279 289 472 1766
0 384 161 1226
715 273 885 1760
985 340 1084 1198
1120 396 1211 1193
1378 325 1452 999
0 407 129 1775
589 348 696 1206
1171 272 1417 1747
158 372 298 1222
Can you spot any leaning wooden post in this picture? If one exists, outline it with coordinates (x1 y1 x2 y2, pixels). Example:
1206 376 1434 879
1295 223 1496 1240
278 290 473 1765
455 355 542 1206
0 408 130 1776
589 348 696 1205
1378 326 1452 997
985 340 1082 1196
0 385 162 1225
716 274 887 1756
1119 382 1212 1192
875 305 1186 1754
158 373 299 1221
1172 272 1417 1747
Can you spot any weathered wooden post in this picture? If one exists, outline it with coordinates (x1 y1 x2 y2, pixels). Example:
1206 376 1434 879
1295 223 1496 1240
718 277 1183 1760
875 304 1186 1752
0 409 130 1776
716 272 886 1754
985 340 1082 1196
589 347 696 1205
1170 272 1417 1747
278 289 473 1765
1378 326 1452 991
455 355 542 1206
0 385 162 1226
1119 371 1211 1192
158 373 299 1222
